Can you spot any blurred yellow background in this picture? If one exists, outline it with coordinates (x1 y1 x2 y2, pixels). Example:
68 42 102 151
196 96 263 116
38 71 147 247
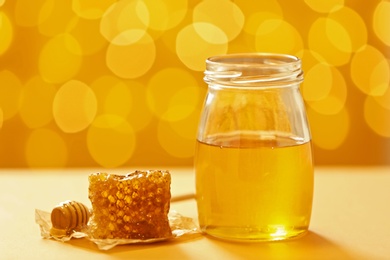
0 0 389 168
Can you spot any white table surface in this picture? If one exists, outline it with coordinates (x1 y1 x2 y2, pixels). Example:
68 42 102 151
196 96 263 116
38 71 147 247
0 166 389 259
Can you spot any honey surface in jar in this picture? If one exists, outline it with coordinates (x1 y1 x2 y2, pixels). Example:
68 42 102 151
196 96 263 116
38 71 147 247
195 133 313 241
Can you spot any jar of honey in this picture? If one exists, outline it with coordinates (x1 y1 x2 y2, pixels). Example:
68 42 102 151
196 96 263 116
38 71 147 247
195 53 314 241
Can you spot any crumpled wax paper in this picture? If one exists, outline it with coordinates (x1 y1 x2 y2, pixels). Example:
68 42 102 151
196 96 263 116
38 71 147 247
35 209 200 250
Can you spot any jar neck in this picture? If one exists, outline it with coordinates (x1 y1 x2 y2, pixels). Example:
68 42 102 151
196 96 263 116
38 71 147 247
204 53 303 89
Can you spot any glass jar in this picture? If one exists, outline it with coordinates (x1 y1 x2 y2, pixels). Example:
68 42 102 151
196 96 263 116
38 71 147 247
194 53 314 241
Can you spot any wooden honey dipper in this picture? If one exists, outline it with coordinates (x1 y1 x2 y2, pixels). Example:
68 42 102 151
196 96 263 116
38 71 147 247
50 200 90 237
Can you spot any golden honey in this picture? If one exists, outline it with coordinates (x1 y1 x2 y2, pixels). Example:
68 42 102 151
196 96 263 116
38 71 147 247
195 133 314 241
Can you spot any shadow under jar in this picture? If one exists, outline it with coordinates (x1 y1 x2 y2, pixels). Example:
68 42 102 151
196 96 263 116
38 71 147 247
195 53 314 241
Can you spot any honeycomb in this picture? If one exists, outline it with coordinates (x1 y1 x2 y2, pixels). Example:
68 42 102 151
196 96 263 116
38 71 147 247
88 170 172 239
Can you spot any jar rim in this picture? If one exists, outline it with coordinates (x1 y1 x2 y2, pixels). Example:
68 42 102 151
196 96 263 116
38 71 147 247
206 53 301 67
204 52 303 88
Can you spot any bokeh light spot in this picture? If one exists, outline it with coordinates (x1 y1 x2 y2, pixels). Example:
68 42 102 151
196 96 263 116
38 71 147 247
309 96 344 116
308 107 350 150
125 80 153 132
364 96 390 137
326 18 351 53
92 75 130 117
105 80 132 117
193 22 228 45
0 12 13 55
38 0 78 36
373 85 390 110
106 30 155 79
26 128 68 168
302 63 333 101
328 6 367 52
53 80 97 133
0 70 22 120
0 108 3 129
370 59 390 95
169 109 199 140
147 67 199 121
233 0 282 16
106 28 145 46
308 17 351 66
39 34 82 84
304 0 344 13
300 49 348 117
87 114 136 168
350 45 389 96
92 76 153 132
176 23 228 71
244 11 283 36
307 66 347 115
298 49 327 71
72 0 117 20
255 19 303 55
158 114 197 159
143 0 187 31
142 0 167 31
240 0 283 35
20 76 56 129
193 0 244 42
100 0 149 44
373 1 390 46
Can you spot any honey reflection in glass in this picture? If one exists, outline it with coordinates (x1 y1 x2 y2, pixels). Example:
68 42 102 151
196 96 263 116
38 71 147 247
195 132 314 241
